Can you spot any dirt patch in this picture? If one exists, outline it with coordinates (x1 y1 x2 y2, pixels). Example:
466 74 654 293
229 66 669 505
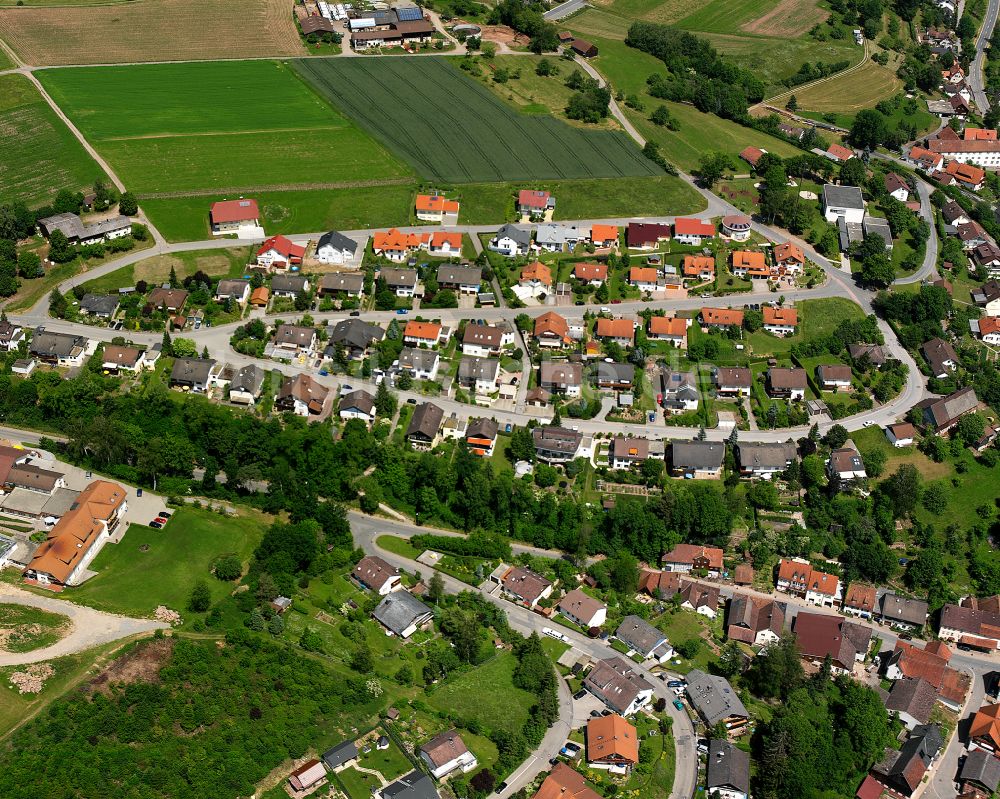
479 24 529 46
740 0 827 38
84 637 174 697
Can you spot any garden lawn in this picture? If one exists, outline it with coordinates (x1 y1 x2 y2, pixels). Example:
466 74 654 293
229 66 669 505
654 609 718 675
0 74 108 207
376 535 422 561
750 297 865 355
337 767 382 799
357 737 412 780
80 247 250 294
427 653 536 735
67 507 267 620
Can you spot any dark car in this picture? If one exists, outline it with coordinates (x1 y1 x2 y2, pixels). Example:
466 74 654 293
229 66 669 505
159 510 172 518
590 710 602 718
495 782 508 795
148 520 163 529
549 758 560 766
350 310 361 317
407 397 417 404
667 680 685 688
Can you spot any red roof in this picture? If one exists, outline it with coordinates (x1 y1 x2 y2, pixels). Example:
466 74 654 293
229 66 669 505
774 242 804 264
257 234 305 260
674 217 715 237
431 231 462 249
980 317 1000 336
416 194 459 213
518 190 551 209
573 262 607 281
662 543 723 569
701 307 744 326
629 266 659 284
828 144 855 161
648 316 687 338
210 198 259 224
946 159 986 185
740 146 765 166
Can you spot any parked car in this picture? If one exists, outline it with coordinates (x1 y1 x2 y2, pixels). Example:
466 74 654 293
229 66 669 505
350 310 361 317
159 510 172 518
673 699 684 711
494 782 507 795
396 309 408 315
667 680 684 688
573 689 588 700
149 520 163 529
407 397 417 404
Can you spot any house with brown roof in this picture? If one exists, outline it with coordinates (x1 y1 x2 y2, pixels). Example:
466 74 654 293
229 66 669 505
661 543 724 577
583 657 654 716
353 555 401 595
886 678 938 730
466 418 499 457
500 566 553 608
886 422 916 448
843 583 877 618
406 402 444 450
419 731 477 779
886 640 970 710
533 764 602 799
739 146 765 169
147 287 188 314
918 386 980 433
733 563 754 585
921 337 958 379
23 480 128 588
726 593 784 646
277 374 329 417
817 364 853 391
939 598 1000 650
713 366 752 397
586 715 638 771
766 367 807 400
288 759 327 793
534 311 572 348
610 436 649 470
540 361 583 398
558 588 607 628
828 446 867 482
775 558 841 607
572 262 608 286
869 724 942 797
101 344 149 374
793 611 870 674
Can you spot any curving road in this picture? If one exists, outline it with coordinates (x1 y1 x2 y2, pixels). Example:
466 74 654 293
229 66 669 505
969 0 1000 113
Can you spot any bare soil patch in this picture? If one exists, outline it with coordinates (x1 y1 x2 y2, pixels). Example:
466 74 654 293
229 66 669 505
740 0 827 37
0 0 304 66
479 24 528 47
84 637 173 697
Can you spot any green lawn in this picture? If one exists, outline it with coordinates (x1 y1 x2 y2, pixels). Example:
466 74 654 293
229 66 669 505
0 73 108 207
427 653 536 735
0 604 70 653
67 507 267 620
376 535 422 561
749 297 865 356
675 0 793 34
337 766 382 799
653 609 719 675
357 737 412 781
80 246 250 294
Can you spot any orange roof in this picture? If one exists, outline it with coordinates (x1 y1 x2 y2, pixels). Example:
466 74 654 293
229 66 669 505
908 145 943 166
970 702 1000 748
249 286 270 305
416 194 460 213
965 127 998 141
946 160 986 185
372 228 430 252
596 318 635 341
648 316 687 337
774 242 804 264
403 321 441 341
521 261 553 286
683 255 715 276
777 558 838 596
534 764 602 799
591 224 619 243
701 307 744 326
534 311 570 342
979 317 1000 336
573 262 608 281
587 715 638 765
211 198 259 224
763 306 798 327
892 640 950 685
828 143 855 160
629 266 658 283
27 480 127 585
739 146 764 166
431 231 462 249
663 543 723 570
674 217 715 237
732 250 766 270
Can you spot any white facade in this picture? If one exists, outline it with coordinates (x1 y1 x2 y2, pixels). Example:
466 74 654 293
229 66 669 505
421 750 478 780
316 244 353 264
804 587 841 608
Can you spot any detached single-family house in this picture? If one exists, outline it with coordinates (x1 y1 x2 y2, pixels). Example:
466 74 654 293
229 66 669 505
905 145 944 172
919 386 980 433
256 234 305 270
958 748 1000 796
518 190 555 217
465 417 499 457
397 347 440 381
215 278 250 307
0 320 24 352
210 198 259 234
461 324 506 357
327 318 384 359
773 242 805 273
583 657 654 716
615 615 673 662
726 593 784 646
595 317 635 346
793 611 870 674
520 261 553 292
686 670 750 732
673 217 715 245
372 591 434 638
626 222 671 249
420 731 477 779
701 307 744 329
377 772 441 799
403 321 444 348
339 389 377 425
315 230 358 264
721 214 752 241
828 446 867 482
629 266 659 292
885 172 911 201
736 442 797 479
648 316 687 347
271 274 310 299
730 250 768 280
586 715 638 772
817 364 853 390
763 306 798 336
683 255 715 283
170 357 219 392
662 543 724 576
353 555 401 595
500 566 553 608
101 344 148 374
273 323 317 357
886 422 916 448
30 329 90 368
147 288 188 315
540 361 583 397
79 293 120 319
457 356 500 395
573 262 608 285
381 268 419 298
415 194 460 223
766 367 807 400
228 364 266 405
489 224 532 257
322 740 359 772
429 231 462 257
609 436 649 470
406 402 444 450
660 371 699 415
921 337 958 378
288 760 327 793
972 315 1000 344
714 366 752 397
277 374 329 417
706 741 750 799
670 440 724 479
558 588 607 628
436 265 482 295
532 425 583 463
372 229 431 262
534 311 572 348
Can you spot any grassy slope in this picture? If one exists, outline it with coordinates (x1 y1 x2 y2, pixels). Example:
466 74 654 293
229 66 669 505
67 507 267 620
0 604 69 653
748 297 865 355
792 60 903 113
427 653 536 734
0 73 108 207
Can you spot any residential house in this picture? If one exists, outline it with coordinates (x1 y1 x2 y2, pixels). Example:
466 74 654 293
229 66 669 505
372 229 431 262
706 740 750 799
628 267 659 292
436 265 481 295
381 267 419 297
701 307 744 329
315 230 358 264
271 274 310 299
886 678 938 730
518 190 555 217
763 306 798 336
273 324 317 357
869 725 943 797
919 386 980 433
609 436 649 470
945 159 987 191
670 440 724 479
372 591 434 638
885 172 911 201
210 198 259 233
879 593 929 630
721 215 752 241
884 641 969 710
626 222 671 249
489 224 532 257
972 314 1000 344
429 231 462 257
921 337 958 378
339 389 377 425
648 316 688 347
534 224 579 253
573 262 608 285
662 543 724 576
228 364 266 405
406 402 444 450
726 593 784 646
319 274 365 299
6 463 64 494
583 657 654 716
558 588 607 628
500 566 553 608
322 740 359 772
462 324 507 357
682 255 715 283
970 702 1000 753
848 342 891 367
397 347 440 381
843 583 878 618
540 361 583 397
377 772 440 799
101 345 147 374
23 480 127 587
686 670 750 732
532 425 583 463
734 564 754 586
958 748 1000 796
886 422 916 448
793 611 870 674
660 370 700 415
776 558 841 606
327 318 384 359
973 242 1000 277
30 329 90 367
817 364 853 391
942 200 971 229
586 715 638 771
736 442 797 479
457 356 500 395
739 145 766 169
214 278 250 307
276 374 329 416
0 320 24 351
79 293 119 319
415 194 460 223
170 357 219 392
595 317 635 346
256 234 305 270
822 184 865 223
904 145 944 172
766 367 807 400
534 311 572 348
973 279 1000 315
353 555 401 595
533 764 601 799
288 760 327 793
591 224 619 248
730 250 769 280
420 731 477 779
773 242 805 272
828 446 867 481
958 220 989 250
519 261 553 293
679 581 720 618
673 217 715 245
615 615 673 662
403 321 443 348
826 143 856 162
714 366 752 397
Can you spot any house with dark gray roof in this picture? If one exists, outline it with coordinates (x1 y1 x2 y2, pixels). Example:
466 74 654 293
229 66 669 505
533 425 583 463
706 740 749 799
959 747 1000 795
339 389 376 424
271 274 310 298
489 224 532 257
229 364 266 405
885 678 937 730
397 347 440 381
436 265 482 294
871 724 942 796
322 739 359 771
169 357 219 392
670 440 724 479
319 272 365 297
918 386 979 432
327 318 384 359
614 615 673 662
685 670 750 731
30 329 90 367
79 293 120 319
821 184 865 223
316 230 358 264
38 212 132 244
372 591 433 638
377 771 440 799
878 592 928 630
735 442 797 479
583 657 654 716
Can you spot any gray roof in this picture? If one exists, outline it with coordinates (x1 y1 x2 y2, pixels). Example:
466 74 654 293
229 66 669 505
885 678 936 725
407 402 444 441
381 268 418 289
706 740 750 795
382 771 440 799
80 293 120 315
340 389 375 416
960 747 1000 792
583 657 653 714
493 224 532 246
457 356 499 383
216 278 249 299
318 230 357 254
170 357 217 385
436 265 482 286
822 183 865 210
685 670 749 726
322 739 358 770
532 425 583 454
231 364 265 395
593 362 635 385
320 273 365 293
941 200 967 224
923 386 978 429
329 318 384 350
30 329 87 358
672 440 725 471
864 217 893 248
271 274 309 295
39 212 131 241
880 592 928 625
615 615 666 656
372 591 433 636
274 324 315 349
398 347 439 372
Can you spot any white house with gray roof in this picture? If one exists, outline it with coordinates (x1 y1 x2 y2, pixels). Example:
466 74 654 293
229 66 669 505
686 670 750 731
489 224 532 257
397 347 440 381
615 615 674 662
372 591 433 638
706 740 750 799
316 230 359 264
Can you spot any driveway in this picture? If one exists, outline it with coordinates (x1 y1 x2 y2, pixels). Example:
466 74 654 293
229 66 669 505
0 582 167 666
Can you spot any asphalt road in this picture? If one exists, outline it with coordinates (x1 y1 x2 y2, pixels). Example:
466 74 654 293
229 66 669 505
969 0 1000 113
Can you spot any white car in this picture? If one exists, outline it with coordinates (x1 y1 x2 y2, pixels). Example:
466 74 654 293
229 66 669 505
600 306 611 314
863 420 876 427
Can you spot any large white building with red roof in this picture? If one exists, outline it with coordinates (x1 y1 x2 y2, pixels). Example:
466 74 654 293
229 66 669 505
210 198 260 234
256 235 305 271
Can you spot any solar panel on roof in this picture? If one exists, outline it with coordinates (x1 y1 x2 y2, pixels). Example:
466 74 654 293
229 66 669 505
395 6 423 20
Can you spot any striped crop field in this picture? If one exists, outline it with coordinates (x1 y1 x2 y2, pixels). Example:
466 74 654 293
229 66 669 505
291 57 661 184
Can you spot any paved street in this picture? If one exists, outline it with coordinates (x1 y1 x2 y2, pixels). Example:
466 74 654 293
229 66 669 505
969 0 1000 113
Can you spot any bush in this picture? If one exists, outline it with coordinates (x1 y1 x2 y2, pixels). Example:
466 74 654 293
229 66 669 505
213 554 242 581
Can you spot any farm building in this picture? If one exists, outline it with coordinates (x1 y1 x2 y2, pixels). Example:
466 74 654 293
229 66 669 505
210 199 260 235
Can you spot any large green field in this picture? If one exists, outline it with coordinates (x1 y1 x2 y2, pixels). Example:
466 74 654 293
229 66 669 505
427 653 536 735
67 507 266 620
36 61 412 194
292 57 661 183
0 74 108 207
